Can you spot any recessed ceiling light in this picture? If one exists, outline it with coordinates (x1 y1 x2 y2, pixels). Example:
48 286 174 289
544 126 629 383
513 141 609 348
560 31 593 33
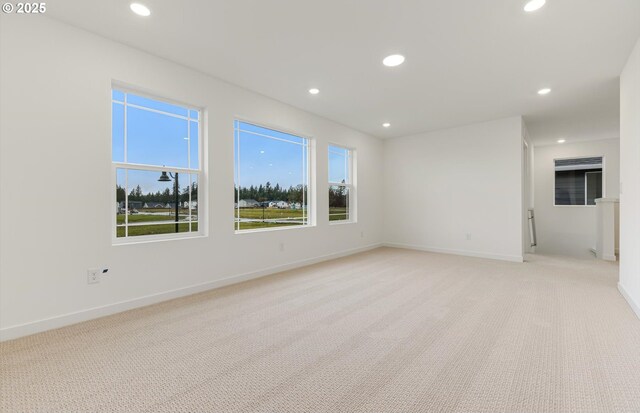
557 139 566 143
524 0 546 12
538 88 552 95
308 88 320 95
382 122 391 128
383 54 405 67
130 3 151 16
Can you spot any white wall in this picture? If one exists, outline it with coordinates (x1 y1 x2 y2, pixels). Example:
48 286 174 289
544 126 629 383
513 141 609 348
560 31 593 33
382 117 524 262
619 37 640 318
533 139 620 258
0 16 384 340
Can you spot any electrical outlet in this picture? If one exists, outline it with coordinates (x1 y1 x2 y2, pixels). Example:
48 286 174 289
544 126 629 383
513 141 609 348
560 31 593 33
87 268 100 284
279 242 285 252
465 233 472 240
360 231 364 238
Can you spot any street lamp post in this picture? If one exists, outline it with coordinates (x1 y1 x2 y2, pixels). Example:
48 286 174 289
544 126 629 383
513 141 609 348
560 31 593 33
158 171 180 233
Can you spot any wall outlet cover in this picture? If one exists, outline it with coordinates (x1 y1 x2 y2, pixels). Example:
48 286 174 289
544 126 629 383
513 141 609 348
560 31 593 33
87 269 100 284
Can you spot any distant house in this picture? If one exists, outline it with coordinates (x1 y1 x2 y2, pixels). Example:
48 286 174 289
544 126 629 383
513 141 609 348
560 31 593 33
117 201 143 213
290 202 302 210
238 199 260 208
276 201 289 209
129 201 143 210
182 201 198 209
268 201 279 208
143 202 165 209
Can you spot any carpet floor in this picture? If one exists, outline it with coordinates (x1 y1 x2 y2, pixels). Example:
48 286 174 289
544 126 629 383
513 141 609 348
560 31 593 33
2 247 640 412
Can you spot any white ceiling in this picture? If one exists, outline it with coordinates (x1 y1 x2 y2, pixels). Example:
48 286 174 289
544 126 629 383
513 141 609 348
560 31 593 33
46 0 640 144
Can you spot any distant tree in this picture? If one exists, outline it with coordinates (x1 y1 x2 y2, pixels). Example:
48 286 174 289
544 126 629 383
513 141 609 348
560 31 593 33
234 182 308 206
180 185 189 203
116 185 126 203
161 188 171 203
329 181 347 208
191 182 198 201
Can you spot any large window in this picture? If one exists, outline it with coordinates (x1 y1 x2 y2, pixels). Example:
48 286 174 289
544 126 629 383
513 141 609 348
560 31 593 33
328 145 354 222
234 121 310 231
112 89 202 240
554 157 603 206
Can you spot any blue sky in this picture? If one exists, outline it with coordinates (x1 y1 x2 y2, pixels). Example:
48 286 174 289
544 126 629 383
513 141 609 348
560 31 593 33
113 90 199 195
328 145 349 184
234 121 308 189
113 91 348 195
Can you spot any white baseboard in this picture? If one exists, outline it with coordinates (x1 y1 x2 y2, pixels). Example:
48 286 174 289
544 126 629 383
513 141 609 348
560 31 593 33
383 242 524 263
618 282 640 320
0 243 382 342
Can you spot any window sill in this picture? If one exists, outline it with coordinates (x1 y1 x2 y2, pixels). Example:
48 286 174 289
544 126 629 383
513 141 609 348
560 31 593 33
234 225 315 235
553 205 597 208
329 220 356 226
112 232 206 246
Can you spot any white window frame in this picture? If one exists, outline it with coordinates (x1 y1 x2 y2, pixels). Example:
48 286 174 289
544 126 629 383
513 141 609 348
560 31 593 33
111 86 205 244
552 155 605 208
234 119 313 233
328 144 356 224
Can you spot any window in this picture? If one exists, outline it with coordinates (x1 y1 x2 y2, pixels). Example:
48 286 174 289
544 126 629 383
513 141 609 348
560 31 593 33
112 89 202 240
234 121 310 231
328 145 354 222
554 157 603 206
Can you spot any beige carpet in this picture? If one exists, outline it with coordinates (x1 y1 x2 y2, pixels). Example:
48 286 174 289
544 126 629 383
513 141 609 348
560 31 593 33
2 247 640 413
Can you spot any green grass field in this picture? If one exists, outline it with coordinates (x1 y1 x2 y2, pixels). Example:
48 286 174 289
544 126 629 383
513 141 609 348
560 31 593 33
117 207 349 236
235 208 303 219
235 207 305 230
116 209 198 237
329 208 348 221
234 207 349 230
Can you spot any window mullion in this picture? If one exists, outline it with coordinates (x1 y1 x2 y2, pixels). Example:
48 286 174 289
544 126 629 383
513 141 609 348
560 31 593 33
123 92 128 164
113 163 197 174
124 169 129 237
237 129 307 146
